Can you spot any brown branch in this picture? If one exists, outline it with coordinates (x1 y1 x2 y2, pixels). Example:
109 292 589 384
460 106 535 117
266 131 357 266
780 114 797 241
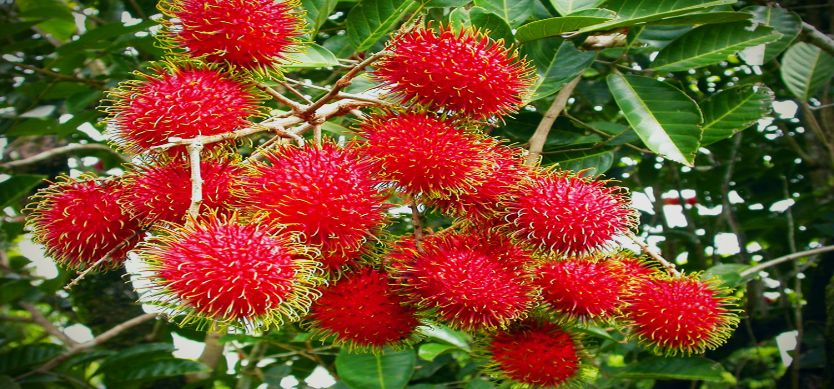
525 76 581 166
19 303 78 347
626 231 682 277
257 83 307 114
740 245 834 278
1 143 125 169
302 50 389 116
278 80 313 104
186 141 204 222
801 21 834 57
411 201 424 251
800 103 834 169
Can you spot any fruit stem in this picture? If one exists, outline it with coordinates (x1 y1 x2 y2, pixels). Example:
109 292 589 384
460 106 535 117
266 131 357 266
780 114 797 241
302 50 390 117
63 229 143 290
525 76 581 166
186 140 204 222
626 231 681 277
411 200 424 251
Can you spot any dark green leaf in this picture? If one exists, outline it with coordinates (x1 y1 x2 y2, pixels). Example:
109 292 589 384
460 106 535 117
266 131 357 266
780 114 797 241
0 344 64 374
613 356 734 382
700 85 773 146
549 0 604 16
522 38 596 100
549 148 615 175
580 0 737 32
515 16 613 42
742 6 802 63
108 359 207 383
263 363 292 388
16 0 75 41
649 11 752 26
469 7 514 44
0 175 46 208
652 22 781 72
56 20 156 55
472 0 534 27
335 348 416 389
780 42 834 101
607 73 703 166
346 0 421 52
302 0 338 36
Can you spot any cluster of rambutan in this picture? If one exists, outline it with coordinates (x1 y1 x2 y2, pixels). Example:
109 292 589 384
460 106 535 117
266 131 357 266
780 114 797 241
24 1 741 387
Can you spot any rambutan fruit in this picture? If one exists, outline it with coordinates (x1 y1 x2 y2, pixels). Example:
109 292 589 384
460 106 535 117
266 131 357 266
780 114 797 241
393 231 535 330
308 268 419 349
374 24 534 119
161 0 305 69
623 275 740 355
357 112 494 197
119 154 244 226
26 176 141 270
139 213 320 327
535 257 629 321
105 63 261 154
487 320 584 388
605 252 660 282
237 141 388 271
501 171 635 255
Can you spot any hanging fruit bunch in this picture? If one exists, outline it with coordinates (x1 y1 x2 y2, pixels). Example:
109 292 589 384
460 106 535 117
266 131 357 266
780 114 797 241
25 0 741 387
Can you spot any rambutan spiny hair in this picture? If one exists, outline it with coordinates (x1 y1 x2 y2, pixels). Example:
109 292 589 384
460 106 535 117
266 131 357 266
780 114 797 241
26 175 141 271
393 231 536 330
535 256 630 321
160 0 305 70
624 274 740 355
236 140 388 271
486 320 586 388
119 153 244 226
138 213 321 329
501 170 635 255
374 23 535 119
357 111 496 198
104 62 262 154
308 268 419 349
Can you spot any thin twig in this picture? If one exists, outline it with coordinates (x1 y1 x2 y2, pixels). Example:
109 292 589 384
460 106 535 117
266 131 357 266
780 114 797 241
186 141 204 221
739 245 834 278
626 231 682 277
525 76 581 166
278 80 313 104
64 230 142 290
257 83 307 114
302 50 389 116
13 63 104 87
1 144 125 169
20 303 78 347
800 103 834 169
801 21 834 57
411 201 424 251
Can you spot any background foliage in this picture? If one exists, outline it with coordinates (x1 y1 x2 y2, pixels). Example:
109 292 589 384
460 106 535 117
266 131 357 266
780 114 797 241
1 0 833 388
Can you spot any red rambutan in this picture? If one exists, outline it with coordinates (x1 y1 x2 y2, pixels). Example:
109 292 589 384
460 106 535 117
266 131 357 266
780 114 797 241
237 141 388 271
119 154 244 226
139 213 320 327
606 252 660 282
624 275 740 355
308 268 419 349
502 171 635 254
535 257 629 321
358 112 493 197
488 321 583 388
26 176 140 270
162 0 305 69
374 24 534 119
394 231 535 330
106 64 260 154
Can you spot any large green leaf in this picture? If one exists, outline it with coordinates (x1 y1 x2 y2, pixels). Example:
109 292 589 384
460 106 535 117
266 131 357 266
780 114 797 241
282 43 340 68
0 344 63 374
607 73 703 166
742 6 801 63
649 11 752 26
614 356 734 383
522 39 596 100
302 0 338 36
346 0 421 52
550 149 615 176
549 0 604 16
700 85 774 146
450 7 514 44
335 348 416 389
0 175 46 208
515 16 613 42
780 42 834 101
651 22 781 72
473 0 534 27
16 0 75 42
107 359 208 383
580 0 737 32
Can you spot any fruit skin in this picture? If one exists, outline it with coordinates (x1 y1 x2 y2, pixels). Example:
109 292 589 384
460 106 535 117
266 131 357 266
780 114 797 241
487 320 585 388
119 153 244 226
623 274 740 355
535 257 630 321
308 268 419 349
105 62 261 154
392 231 535 330
374 23 534 119
139 213 321 328
236 141 388 271
501 171 635 255
26 175 140 270
161 0 305 70
357 112 494 198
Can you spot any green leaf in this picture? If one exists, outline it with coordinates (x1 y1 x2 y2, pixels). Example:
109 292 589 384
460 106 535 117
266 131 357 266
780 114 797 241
346 0 421 53
96 343 176 373
614 356 734 383
283 43 340 68
472 0 534 27
780 42 834 101
522 38 596 100
515 16 613 42
703 263 752 288
108 359 208 383
580 0 738 32
302 0 338 36
450 7 514 44
16 0 75 42
417 324 472 351
549 0 604 16
700 85 774 146
0 175 46 208
648 11 752 26
418 343 457 361
56 20 156 55
335 348 416 389
0 344 64 374
742 6 802 63
607 73 702 166
551 149 615 176
651 22 781 72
